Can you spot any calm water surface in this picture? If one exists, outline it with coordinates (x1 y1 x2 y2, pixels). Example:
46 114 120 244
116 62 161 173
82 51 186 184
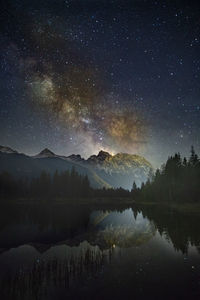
0 203 200 299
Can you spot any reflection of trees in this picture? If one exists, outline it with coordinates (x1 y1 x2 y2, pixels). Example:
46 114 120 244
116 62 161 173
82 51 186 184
0 204 137 250
0 204 91 248
1 203 200 255
134 204 200 254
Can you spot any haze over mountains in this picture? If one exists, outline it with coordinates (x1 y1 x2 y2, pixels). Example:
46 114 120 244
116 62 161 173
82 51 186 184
0 146 153 190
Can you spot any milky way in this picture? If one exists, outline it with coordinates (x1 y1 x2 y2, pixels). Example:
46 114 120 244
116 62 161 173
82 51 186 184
1 0 200 166
17 19 147 155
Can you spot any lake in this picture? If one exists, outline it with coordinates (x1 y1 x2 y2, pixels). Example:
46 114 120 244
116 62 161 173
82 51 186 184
0 203 200 299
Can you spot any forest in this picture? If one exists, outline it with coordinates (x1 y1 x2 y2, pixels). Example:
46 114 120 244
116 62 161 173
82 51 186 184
132 146 200 203
0 166 130 201
0 147 199 203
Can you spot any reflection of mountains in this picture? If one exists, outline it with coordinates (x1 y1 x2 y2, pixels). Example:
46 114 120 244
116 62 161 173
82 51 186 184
0 205 155 253
0 241 108 300
89 209 156 248
0 207 156 300
1 204 200 255
1 204 200 299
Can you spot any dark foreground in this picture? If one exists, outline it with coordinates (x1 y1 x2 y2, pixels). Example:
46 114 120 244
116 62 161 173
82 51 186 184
0 201 200 300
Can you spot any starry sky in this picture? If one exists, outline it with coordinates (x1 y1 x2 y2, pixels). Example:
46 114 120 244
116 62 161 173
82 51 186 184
0 0 200 167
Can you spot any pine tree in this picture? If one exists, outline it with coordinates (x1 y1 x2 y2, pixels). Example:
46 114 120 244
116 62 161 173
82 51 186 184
189 146 198 166
132 181 137 191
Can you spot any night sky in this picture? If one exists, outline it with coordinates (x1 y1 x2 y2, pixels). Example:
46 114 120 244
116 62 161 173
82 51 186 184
0 0 200 167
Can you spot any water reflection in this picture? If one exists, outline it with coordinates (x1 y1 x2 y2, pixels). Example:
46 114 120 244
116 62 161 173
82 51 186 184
0 242 108 300
89 209 156 248
0 203 200 299
134 204 200 254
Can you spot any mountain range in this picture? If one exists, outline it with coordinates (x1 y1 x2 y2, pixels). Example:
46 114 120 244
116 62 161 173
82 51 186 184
0 146 153 189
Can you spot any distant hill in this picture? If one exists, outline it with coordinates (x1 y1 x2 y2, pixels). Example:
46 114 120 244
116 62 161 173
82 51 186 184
0 146 153 189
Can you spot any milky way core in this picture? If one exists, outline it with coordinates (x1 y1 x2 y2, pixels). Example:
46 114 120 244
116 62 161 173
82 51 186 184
21 22 147 155
1 0 199 166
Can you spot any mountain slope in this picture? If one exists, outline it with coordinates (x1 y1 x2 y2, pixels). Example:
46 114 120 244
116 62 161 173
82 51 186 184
0 152 110 189
0 146 18 154
68 150 153 189
0 146 153 189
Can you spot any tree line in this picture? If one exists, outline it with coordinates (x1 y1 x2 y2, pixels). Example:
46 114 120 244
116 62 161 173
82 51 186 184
1 146 200 203
0 167 90 200
132 146 200 203
0 167 130 201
